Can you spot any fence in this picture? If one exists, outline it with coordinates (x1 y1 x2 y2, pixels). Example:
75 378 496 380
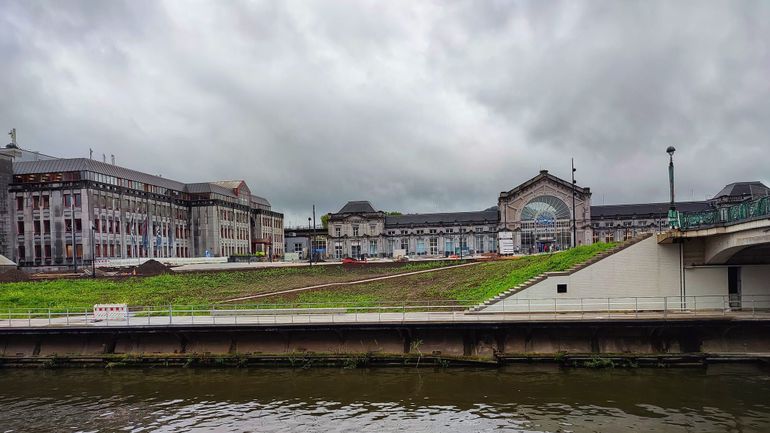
679 195 770 230
1 295 768 328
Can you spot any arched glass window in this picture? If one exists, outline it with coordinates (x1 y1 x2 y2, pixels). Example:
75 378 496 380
520 195 572 253
520 195 571 222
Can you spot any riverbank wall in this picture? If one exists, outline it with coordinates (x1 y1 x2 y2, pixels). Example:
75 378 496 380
1 319 769 367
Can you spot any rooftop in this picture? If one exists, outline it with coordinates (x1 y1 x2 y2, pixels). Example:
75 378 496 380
713 181 770 200
336 201 377 214
386 209 499 226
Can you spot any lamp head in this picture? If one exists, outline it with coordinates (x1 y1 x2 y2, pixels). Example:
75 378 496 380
666 146 676 157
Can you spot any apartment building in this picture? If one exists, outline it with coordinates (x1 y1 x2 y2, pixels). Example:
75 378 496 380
2 148 283 269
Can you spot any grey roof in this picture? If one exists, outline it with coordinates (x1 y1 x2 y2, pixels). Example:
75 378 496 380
186 182 240 198
713 181 770 200
250 194 271 207
337 201 377 214
501 169 590 199
14 158 187 191
385 210 499 227
591 201 712 218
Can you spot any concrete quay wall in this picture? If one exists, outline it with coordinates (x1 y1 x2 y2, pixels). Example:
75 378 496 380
1 320 769 366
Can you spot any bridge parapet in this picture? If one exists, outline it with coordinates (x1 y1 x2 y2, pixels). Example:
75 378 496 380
680 195 770 231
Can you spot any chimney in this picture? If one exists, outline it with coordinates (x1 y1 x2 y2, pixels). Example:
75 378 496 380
111 154 115 165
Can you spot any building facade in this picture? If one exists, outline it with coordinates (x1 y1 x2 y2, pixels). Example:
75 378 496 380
3 150 283 268
326 201 499 259
322 172 768 259
498 169 592 253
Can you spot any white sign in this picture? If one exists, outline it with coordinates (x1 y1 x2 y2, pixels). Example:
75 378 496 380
498 232 515 254
393 249 407 258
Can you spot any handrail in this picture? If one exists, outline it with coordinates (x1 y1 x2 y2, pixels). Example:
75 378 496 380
679 195 770 230
0 294 768 328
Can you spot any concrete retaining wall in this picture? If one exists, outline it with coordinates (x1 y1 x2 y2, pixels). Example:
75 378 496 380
1 320 769 365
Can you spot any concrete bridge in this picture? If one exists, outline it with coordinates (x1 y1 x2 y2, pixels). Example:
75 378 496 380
660 207 770 265
477 197 770 314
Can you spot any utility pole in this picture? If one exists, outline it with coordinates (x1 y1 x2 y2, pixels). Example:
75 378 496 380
308 216 312 267
90 222 96 278
312 204 316 263
71 186 77 272
571 158 577 248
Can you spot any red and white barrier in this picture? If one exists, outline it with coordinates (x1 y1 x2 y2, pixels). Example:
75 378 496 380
93 304 128 321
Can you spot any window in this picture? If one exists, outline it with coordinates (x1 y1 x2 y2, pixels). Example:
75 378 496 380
44 220 50 234
369 240 377 256
352 225 359 236
416 239 425 255
429 229 437 234
429 237 438 255
334 242 343 259
334 226 341 237
16 197 23 211
400 238 409 253
369 224 376 234
557 284 567 294
16 221 24 234
416 229 424 235
294 242 303 252
446 228 454 233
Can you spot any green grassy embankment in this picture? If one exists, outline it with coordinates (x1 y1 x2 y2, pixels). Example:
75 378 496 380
244 242 618 307
0 242 616 310
0 261 460 310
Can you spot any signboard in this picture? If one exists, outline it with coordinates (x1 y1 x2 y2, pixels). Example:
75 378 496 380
393 249 407 259
284 252 300 262
498 232 515 255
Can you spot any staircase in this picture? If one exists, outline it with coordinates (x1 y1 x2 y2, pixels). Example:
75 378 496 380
467 234 654 313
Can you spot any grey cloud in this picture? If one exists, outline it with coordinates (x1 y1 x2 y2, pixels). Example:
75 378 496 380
1 0 768 226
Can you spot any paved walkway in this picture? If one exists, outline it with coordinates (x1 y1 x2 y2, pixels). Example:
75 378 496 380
221 262 481 303
1 309 767 329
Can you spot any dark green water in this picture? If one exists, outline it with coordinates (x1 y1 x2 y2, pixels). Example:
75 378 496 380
0 365 768 432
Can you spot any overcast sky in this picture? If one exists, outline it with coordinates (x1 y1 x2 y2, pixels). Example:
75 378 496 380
2 0 768 225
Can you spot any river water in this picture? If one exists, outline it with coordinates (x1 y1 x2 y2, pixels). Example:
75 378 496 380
0 365 768 432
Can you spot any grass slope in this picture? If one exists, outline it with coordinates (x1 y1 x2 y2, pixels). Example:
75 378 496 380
0 261 458 310
249 242 618 307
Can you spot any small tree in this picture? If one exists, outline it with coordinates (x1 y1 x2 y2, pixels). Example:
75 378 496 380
321 213 331 228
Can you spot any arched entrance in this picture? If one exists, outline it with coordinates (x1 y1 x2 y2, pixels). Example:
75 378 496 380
520 195 572 252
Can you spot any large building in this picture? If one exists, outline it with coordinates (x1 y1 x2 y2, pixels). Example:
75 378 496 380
317 170 769 259
1 144 283 269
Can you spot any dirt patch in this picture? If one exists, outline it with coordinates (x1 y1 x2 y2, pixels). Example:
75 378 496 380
136 259 171 276
0 269 31 282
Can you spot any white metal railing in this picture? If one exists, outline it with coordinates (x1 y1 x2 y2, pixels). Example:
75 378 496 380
0 295 769 328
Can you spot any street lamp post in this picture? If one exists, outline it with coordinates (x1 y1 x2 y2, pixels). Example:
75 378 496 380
667 146 677 228
90 222 96 278
308 217 312 266
571 158 577 248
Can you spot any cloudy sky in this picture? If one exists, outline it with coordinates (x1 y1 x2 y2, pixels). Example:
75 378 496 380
2 0 769 225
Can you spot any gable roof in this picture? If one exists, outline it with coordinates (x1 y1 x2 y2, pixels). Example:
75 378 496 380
501 169 589 199
337 201 377 214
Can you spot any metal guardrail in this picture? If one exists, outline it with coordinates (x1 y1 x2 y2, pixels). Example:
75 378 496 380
679 196 770 230
0 295 769 328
